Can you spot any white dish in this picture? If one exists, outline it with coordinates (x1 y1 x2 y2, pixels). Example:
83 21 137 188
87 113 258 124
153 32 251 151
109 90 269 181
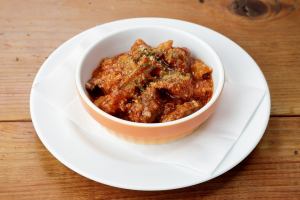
76 25 224 143
30 18 270 191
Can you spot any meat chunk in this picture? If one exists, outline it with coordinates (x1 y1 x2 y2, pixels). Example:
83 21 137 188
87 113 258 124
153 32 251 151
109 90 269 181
130 39 152 62
127 72 193 123
155 40 173 52
94 87 134 114
86 54 138 94
193 79 213 104
160 100 201 122
130 39 151 53
153 71 193 100
93 52 161 114
191 59 212 80
164 47 192 73
127 87 161 123
93 63 154 115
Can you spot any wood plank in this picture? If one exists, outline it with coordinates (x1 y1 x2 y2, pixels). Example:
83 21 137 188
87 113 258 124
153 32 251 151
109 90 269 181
0 0 299 120
0 117 299 199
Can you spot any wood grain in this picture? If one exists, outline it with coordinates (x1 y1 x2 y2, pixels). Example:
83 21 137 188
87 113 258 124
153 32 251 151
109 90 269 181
0 118 299 199
0 0 299 120
1 0 300 199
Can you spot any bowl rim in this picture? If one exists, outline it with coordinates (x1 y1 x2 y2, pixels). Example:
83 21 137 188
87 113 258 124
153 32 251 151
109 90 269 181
76 25 225 128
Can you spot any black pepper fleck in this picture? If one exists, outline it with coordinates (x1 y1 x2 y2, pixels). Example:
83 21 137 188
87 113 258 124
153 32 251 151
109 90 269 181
15 57 19 62
294 150 298 155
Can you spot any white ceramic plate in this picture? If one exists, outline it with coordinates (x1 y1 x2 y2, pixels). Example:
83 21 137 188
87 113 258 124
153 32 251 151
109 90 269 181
30 18 270 191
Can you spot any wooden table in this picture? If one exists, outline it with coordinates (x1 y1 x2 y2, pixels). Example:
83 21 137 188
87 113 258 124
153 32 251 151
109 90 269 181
1 0 299 199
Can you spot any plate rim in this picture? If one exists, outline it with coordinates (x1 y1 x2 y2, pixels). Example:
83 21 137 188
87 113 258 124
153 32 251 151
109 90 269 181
30 17 271 191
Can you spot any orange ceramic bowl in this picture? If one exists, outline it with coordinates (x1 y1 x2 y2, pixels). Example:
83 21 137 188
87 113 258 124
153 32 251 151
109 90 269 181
76 26 224 144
